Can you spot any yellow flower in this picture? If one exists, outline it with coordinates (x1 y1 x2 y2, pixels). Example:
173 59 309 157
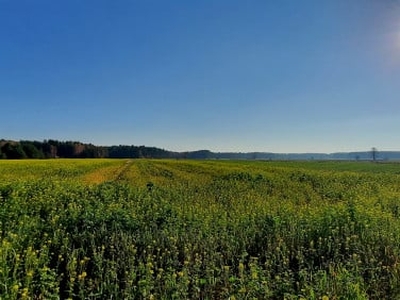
78 271 87 280
21 288 29 299
251 271 258 279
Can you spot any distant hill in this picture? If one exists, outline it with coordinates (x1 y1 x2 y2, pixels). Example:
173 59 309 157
1 139 400 161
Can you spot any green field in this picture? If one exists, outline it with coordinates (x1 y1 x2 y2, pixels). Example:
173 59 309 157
1 159 400 299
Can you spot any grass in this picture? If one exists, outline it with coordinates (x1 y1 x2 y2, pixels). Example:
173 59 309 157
1 159 400 299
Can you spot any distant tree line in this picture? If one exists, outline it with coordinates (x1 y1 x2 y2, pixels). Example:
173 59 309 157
1 139 398 161
0 139 179 159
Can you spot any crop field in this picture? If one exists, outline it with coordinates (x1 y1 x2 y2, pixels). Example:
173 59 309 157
1 159 400 299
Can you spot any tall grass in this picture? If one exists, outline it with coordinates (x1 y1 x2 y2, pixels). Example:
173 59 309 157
1 160 400 298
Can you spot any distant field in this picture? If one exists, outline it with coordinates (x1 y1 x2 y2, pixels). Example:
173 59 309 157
1 159 400 299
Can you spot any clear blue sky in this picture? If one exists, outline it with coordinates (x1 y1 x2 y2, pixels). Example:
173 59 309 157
1 0 400 153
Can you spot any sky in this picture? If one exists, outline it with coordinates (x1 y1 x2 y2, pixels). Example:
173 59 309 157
1 0 400 153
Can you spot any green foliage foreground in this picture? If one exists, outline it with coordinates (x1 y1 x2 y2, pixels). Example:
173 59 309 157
1 160 400 299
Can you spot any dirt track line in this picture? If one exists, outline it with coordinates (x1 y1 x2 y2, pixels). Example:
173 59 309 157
115 160 133 181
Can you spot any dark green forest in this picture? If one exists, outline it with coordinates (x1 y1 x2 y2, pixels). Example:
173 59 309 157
0 140 179 159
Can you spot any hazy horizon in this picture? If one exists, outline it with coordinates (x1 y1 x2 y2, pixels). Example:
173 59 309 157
1 137 395 155
2 1 400 153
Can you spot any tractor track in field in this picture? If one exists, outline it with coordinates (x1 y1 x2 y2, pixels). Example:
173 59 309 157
114 159 133 182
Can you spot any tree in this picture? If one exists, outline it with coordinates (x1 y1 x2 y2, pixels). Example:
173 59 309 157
371 147 378 162
1 143 27 159
21 142 44 158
